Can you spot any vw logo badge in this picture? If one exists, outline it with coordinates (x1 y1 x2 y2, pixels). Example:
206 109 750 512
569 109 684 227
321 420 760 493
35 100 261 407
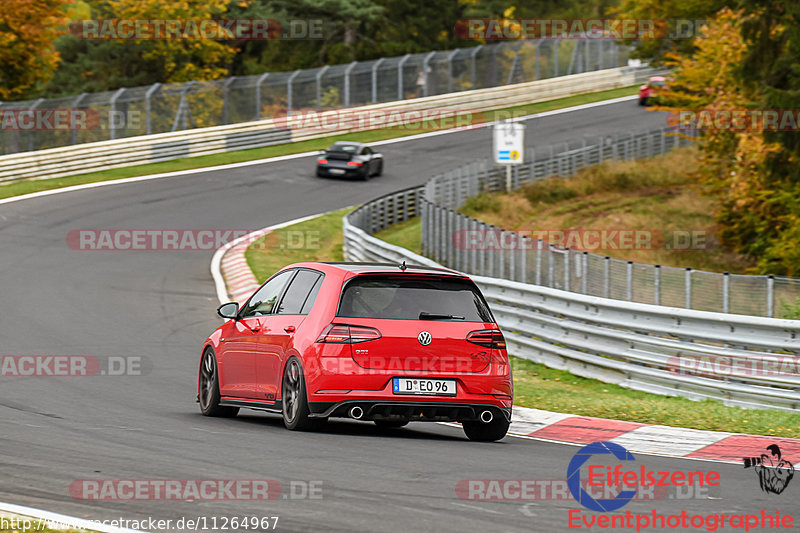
418 331 432 346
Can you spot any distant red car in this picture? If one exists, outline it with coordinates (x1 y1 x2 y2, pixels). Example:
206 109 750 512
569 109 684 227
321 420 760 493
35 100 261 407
198 262 513 441
639 76 666 106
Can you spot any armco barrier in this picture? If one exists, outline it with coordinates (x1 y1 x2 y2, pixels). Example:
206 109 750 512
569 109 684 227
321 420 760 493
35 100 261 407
343 190 800 412
0 67 656 183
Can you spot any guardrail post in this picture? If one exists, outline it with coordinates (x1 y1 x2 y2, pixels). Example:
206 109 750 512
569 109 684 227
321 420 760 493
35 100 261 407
470 45 483 88
767 275 774 318
144 83 160 134
315 65 330 110
371 58 384 104
723 272 730 313
447 49 459 93
71 93 88 144
603 256 610 298
222 77 236 124
287 69 302 116
654 265 661 305
626 261 633 301
255 73 269 120
397 54 411 100
423 51 436 97
344 61 357 107
685 268 692 309
109 88 126 140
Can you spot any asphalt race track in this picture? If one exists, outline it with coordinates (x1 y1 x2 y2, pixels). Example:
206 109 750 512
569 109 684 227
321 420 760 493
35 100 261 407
1 101 789 532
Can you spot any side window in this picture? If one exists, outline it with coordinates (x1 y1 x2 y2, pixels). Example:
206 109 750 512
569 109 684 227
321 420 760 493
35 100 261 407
300 274 324 314
362 147 372 155
241 270 294 317
275 270 323 315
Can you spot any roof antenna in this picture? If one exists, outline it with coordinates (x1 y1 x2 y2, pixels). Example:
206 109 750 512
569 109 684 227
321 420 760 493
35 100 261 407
399 260 407 271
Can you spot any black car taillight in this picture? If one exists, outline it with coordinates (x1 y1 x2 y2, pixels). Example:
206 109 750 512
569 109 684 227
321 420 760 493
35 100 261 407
318 158 328 164
467 329 506 349
316 324 381 344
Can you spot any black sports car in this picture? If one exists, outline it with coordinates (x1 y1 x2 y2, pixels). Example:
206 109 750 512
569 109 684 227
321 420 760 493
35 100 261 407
316 142 383 180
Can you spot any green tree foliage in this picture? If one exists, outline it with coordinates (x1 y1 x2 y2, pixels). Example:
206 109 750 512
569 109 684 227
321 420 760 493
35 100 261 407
0 0 68 99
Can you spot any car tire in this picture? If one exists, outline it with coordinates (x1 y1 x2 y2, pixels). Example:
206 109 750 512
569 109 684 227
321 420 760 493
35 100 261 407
373 160 383 177
199 348 239 418
282 357 320 431
462 416 509 442
374 420 408 429
360 167 371 181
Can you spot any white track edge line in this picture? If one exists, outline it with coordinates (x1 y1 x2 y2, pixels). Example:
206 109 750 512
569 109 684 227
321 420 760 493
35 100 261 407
0 502 147 533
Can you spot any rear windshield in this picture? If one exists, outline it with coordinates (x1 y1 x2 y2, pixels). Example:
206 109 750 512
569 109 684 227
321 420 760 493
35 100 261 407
329 143 358 153
338 275 493 322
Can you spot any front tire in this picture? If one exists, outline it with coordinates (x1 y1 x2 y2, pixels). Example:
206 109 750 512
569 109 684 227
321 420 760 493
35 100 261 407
462 416 509 442
199 348 239 418
282 357 319 431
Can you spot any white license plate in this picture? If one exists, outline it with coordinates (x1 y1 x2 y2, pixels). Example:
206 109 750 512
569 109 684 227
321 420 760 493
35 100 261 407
393 378 456 396
329 168 345 175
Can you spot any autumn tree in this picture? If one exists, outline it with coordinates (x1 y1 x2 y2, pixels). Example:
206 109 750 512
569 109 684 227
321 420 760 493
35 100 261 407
0 0 68 99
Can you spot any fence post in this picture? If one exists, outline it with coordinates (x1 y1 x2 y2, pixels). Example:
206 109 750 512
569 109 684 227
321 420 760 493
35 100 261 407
423 51 436 97
767 275 774 318
553 40 560 77
626 261 633 301
470 45 483 88
563 249 570 291
447 49 459 93
548 246 555 288
287 70 302 116
222 77 236 124
603 256 610 298
145 83 160 134
397 54 411 99
71 93 88 144
109 88 125 140
315 65 330 110
654 265 661 305
534 40 540 80
535 240 542 285
581 252 588 294
685 268 692 309
723 272 730 313
344 61 357 107
371 58 384 104
255 73 270 120
520 238 527 283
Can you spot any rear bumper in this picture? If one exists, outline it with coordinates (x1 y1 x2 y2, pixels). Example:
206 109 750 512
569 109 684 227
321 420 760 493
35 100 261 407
309 400 511 422
316 165 365 177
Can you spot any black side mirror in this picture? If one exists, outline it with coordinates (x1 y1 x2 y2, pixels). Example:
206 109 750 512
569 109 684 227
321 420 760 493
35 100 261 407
217 302 239 319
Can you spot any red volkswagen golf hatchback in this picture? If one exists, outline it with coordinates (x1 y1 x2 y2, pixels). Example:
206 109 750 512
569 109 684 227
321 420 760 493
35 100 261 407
198 262 513 441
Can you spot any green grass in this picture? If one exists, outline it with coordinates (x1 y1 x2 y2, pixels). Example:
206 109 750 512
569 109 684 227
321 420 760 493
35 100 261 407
245 209 800 437
0 85 637 201
245 207 354 283
512 357 800 438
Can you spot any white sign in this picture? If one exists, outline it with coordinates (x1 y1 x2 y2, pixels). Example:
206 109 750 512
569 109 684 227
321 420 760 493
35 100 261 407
493 122 524 165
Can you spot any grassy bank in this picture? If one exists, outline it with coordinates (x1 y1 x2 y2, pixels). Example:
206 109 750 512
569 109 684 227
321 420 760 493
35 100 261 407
0 86 637 202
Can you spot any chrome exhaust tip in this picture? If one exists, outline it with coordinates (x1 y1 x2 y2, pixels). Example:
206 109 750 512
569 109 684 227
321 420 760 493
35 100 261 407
479 410 494 424
349 406 364 420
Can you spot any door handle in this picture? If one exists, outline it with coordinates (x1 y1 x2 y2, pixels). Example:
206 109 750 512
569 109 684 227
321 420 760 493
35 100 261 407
284 326 295 333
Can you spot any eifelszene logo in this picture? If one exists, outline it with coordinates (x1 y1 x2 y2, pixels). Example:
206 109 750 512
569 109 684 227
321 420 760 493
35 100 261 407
743 444 795 495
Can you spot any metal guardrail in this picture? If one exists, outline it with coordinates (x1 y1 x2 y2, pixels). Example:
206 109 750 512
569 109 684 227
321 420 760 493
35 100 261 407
343 192 800 412
0 67 651 183
1 40 630 155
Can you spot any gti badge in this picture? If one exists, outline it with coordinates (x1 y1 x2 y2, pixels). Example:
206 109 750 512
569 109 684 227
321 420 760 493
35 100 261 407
418 331 432 346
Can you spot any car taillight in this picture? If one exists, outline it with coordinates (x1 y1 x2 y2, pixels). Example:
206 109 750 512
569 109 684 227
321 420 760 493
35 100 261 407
347 161 362 167
467 329 506 349
317 158 328 164
316 324 381 343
